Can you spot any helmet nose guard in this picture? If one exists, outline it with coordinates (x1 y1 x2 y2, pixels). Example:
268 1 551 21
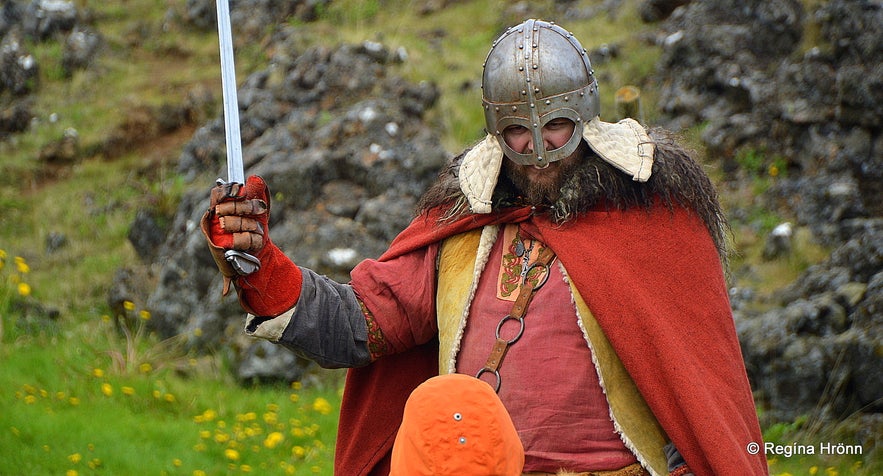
482 19 600 167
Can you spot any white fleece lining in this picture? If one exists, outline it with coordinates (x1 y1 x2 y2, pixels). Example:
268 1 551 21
443 225 499 373
564 264 660 476
244 306 296 342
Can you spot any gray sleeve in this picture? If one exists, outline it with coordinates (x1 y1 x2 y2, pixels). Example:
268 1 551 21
244 267 372 369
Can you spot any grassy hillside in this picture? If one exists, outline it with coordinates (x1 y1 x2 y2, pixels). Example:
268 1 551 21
0 0 873 474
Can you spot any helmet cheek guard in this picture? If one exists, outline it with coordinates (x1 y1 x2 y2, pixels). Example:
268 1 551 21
482 19 600 167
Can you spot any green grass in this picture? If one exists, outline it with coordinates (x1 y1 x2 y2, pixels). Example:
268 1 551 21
0 285 342 475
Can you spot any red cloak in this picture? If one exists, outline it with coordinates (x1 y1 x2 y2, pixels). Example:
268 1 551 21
336 204 768 476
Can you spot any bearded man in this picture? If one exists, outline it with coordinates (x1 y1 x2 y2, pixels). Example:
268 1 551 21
203 19 768 476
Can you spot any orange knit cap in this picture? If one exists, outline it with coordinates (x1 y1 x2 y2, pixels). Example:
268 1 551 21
390 373 524 475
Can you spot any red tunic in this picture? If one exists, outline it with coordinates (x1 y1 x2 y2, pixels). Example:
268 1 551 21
339 204 768 476
456 224 637 472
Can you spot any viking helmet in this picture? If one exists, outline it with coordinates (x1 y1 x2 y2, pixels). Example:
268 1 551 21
482 19 600 166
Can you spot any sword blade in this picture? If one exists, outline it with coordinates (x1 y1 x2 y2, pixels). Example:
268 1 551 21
216 0 244 184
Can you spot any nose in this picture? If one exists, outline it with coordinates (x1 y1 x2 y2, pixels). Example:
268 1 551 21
525 130 556 152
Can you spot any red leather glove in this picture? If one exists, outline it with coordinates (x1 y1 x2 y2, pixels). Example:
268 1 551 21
200 175 303 316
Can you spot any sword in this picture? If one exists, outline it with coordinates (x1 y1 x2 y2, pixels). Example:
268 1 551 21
215 0 260 275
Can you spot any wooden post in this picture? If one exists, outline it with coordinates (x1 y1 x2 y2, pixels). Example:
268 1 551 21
615 85 643 122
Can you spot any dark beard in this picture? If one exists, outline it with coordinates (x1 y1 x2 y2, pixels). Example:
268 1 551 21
502 149 585 207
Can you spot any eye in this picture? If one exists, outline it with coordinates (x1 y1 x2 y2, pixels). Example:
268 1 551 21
503 125 529 135
545 119 573 130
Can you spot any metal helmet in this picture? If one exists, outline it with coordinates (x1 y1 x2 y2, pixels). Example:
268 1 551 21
482 19 600 166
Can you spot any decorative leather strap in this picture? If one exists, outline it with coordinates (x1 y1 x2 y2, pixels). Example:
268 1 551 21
476 246 557 392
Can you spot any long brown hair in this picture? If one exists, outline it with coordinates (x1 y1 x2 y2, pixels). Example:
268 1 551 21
417 128 730 263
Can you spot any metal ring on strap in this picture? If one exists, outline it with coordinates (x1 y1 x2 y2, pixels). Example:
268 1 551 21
495 314 525 345
527 261 552 290
475 367 502 393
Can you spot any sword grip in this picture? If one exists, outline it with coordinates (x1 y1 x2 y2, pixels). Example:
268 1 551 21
224 250 261 275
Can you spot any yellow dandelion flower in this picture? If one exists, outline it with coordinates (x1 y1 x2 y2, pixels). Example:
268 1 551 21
199 430 211 439
264 432 284 449
139 310 151 321
240 465 253 472
69 397 80 406
121 386 135 396
266 403 280 412
289 393 300 403
173 459 182 467
809 467 818 475
101 383 113 397
56 391 66 400
68 453 82 464
193 470 207 476
223 448 240 461
291 381 302 390
88 458 101 469
193 443 207 452
139 363 152 373
291 427 304 437
92 368 104 378
202 409 217 421
65 470 77 476
101 314 111 323
193 327 203 337
311 397 332 415
214 433 230 444
17 282 31 297
825 468 838 476
310 466 321 473
24 395 37 404
123 300 135 312
0 249 6 258
164 393 175 403
292 446 306 458
263 412 278 425
15 257 29 274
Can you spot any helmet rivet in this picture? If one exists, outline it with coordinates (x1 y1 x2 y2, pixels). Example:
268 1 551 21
534 87 539 93
533 43 538 48
532 64 538 69
521 90 527 95
545 99 551 105
511 106 517 111
564 96 570 101
495 107 500 112
518 66 524 71
518 43 524 50
530 103 535 108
